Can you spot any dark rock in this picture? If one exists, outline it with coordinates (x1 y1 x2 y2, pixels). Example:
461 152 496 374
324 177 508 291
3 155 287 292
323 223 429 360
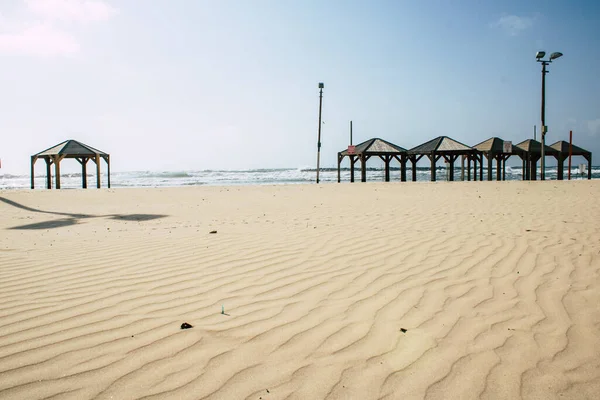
209 230 217 234
181 322 193 329
400 328 407 333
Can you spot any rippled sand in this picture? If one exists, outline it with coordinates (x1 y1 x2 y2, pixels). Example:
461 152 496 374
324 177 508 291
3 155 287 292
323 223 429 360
1 181 599 399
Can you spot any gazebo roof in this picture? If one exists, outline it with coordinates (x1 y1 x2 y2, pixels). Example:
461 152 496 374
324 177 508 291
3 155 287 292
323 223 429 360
515 139 559 156
408 136 474 154
33 139 108 158
549 141 591 156
473 137 527 156
339 138 407 156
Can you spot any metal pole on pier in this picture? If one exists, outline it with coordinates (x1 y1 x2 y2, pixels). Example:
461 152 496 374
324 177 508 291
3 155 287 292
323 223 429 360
316 83 324 184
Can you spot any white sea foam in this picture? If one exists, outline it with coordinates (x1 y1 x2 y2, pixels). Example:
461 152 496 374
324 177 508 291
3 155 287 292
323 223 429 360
0 166 597 190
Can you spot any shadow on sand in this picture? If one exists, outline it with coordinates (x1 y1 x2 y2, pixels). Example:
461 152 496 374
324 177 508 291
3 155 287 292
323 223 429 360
0 196 168 230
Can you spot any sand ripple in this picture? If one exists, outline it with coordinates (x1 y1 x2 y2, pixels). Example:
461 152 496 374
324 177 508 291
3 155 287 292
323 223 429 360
1 182 599 399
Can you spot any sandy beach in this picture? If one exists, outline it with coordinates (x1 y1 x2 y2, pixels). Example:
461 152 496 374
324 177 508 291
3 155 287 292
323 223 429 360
1 181 599 399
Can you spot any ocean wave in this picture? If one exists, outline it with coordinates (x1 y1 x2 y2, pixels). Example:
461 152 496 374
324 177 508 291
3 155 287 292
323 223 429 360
2 166 598 190
126 171 193 178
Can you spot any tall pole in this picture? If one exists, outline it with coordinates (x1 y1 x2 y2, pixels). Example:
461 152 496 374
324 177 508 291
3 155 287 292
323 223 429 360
316 83 324 184
350 120 353 145
540 61 547 180
568 130 573 180
534 125 536 141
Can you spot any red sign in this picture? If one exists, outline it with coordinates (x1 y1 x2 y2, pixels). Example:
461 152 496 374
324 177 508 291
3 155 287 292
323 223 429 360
347 145 356 155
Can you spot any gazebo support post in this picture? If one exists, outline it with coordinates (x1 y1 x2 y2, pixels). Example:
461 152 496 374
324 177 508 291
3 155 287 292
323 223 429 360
360 155 367 183
337 153 342 183
82 158 88 188
106 155 111 188
496 155 501 181
451 155 458 181
76 157 88 188
443 154 457 181
81 157 89 189
95 154 101 188
556 155 564 181
383 155 390 182
400 155 407 182
54 155 61 189
467 156 472 181
531 158 537 180
429 153 437 182
45 158 52 189
350 155 355 183
30 156 37 189
588 155 592 180
487 154 493 181
529 158 533 180
479 154 483 181
408 155 423 182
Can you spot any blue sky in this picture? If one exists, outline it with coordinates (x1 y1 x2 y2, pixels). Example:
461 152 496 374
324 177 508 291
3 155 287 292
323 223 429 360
0 0 598 174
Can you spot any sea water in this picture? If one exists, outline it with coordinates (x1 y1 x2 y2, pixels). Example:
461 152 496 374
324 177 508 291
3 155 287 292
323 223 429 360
0 166 598 190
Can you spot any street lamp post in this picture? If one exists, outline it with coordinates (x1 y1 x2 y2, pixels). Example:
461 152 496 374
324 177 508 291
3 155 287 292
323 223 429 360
536 51 563 180
316 82 324 183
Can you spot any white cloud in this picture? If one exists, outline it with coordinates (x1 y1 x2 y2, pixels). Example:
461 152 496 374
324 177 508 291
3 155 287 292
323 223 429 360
0 0 116 56
24 0 117 24
0 23 79 55
491 15 535 36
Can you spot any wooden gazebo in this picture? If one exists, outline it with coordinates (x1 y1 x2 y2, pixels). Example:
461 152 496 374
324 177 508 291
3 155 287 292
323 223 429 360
473 137 527 181
31 140 110 189
407 136 481 181
337 138 407 183
514 139 559 180
550 141 592 180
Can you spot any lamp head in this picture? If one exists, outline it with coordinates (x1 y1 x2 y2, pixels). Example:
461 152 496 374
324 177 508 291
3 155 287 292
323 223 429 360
536 51 546 59
318 82 324 89
549 52 563 61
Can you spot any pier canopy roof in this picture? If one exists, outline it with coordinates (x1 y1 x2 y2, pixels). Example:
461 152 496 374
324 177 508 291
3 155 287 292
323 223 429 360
408 135 476 155
33 139 108 158
339 137 407 157
31 139 110 189
473 137 527 157
514 139 559 157
549 141 591 157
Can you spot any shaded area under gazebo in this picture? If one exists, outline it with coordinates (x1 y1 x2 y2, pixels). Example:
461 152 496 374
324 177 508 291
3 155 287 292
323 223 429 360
473 137 527 181
31 140 110 189
515 139 559 181
408 136 482 181
337 138 407 182
550 141 592 180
